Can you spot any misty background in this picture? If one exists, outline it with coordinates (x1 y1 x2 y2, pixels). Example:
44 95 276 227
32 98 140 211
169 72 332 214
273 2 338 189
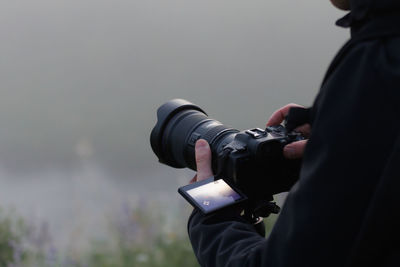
0 0 348 250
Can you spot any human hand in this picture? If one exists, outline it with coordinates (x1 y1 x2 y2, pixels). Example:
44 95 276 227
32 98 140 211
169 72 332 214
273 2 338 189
266 103 310 159
189 139 214 184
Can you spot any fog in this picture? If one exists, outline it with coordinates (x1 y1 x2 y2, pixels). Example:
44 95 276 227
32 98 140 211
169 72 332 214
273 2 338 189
0 0 348 249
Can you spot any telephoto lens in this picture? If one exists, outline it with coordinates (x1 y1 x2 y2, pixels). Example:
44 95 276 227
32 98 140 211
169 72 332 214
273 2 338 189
150 99 238 172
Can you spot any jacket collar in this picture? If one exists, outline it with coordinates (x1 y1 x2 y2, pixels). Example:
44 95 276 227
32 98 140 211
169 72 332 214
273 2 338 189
336 11 400 39
335 0 400 33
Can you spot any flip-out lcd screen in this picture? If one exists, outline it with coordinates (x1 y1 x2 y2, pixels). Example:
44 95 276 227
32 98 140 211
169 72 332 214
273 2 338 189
179 178 246 214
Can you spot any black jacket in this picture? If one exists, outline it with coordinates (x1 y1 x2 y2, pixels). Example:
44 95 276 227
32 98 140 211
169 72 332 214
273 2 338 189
188 0 400 266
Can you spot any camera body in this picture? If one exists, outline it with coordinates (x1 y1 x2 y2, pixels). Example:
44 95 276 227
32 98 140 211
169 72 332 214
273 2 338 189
150 99 303 216
211 126 303 202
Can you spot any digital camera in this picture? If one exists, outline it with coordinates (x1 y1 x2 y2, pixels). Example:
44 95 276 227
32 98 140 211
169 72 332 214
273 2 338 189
150 99 303 217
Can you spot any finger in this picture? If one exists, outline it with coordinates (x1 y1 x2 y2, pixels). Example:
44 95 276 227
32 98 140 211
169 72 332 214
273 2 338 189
195 139 214 181
283 140 308 159
294 124 311 137
189 175 197 184
266 103 304 126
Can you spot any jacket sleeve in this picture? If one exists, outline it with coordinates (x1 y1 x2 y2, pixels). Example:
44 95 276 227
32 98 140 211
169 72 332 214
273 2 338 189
188 38 400 267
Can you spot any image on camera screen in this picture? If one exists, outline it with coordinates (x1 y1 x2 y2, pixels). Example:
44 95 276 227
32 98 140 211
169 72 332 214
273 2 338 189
186 179 244 213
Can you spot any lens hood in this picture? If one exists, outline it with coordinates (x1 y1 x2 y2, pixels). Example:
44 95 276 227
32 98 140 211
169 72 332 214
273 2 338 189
150 99 207 167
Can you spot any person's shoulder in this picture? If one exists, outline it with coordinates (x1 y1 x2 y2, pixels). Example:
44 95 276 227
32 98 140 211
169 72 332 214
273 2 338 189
336 36 400 91
377 37 400 77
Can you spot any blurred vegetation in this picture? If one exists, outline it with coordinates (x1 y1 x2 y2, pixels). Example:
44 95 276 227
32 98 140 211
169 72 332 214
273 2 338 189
0 204 277 267
84 202 199 267
0 208 22 266
0 208 58 266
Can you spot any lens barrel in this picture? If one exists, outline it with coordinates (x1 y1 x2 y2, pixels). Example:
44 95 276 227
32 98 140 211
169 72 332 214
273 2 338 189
150 99 238 171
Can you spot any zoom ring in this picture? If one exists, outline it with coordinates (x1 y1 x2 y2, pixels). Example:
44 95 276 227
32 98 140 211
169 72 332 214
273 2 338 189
203 125 238 147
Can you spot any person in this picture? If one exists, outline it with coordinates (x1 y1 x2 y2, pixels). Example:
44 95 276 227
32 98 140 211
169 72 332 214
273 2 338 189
188 0 400 266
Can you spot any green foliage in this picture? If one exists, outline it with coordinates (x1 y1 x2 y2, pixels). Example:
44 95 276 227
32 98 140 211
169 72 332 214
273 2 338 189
0 204 278 267
87 235 198 267
0 208 25 266
87 207 198 267
0 210 14 266
0 204 198 267
85 203 199 267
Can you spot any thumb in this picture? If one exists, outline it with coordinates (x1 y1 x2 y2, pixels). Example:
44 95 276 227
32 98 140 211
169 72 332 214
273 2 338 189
283 140 308 159
195 139 214 181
